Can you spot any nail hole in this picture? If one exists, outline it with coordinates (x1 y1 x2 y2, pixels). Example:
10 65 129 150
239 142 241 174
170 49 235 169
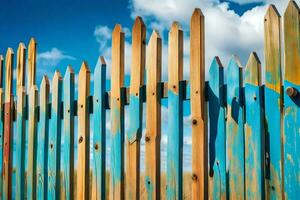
94 143 99 150
195 90 198 94
136 93 138 96
50 143 53 149
67 109 70 113
96 99 99 103
145 136 150 142
173 85 176 89
152 92 155 96
117 98 120 101
79 136 83 143
81 105 83 108
192 119 197 125
147 181 151 185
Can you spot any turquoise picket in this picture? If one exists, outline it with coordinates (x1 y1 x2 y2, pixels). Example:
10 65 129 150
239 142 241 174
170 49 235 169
226 55 244 199
92 57 106 200
62 67 75 200
244 52 264 199
283 1 300 198
37 76 50 199
166 22 183 200
47 71 63 199
208 57 226 199
16 87 26 199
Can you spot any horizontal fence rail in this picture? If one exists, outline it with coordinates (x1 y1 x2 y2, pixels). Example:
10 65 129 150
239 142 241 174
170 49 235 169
0 1 299 200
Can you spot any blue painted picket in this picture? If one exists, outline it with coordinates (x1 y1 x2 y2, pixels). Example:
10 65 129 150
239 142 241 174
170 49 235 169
37 76 50 199
283 1 300 198
92 57 106 200
226 55 244 199
47 72 63 199
62 67 75 200
244 52 264 199
208 57 226 200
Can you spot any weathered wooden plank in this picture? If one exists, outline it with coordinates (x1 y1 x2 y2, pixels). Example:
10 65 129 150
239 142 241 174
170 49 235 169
244 52 264 199
27 38 37 91
62 67 75 200
15 42 27 200
126 16 146 200
283 1 300 198
77 62 91 200
190 8 208 200
92 57 106 200
110 24 125 200
37 76 50 200
145 30 162 200
3 48 14 200
166 22 183 200
226 55 244 199
48 71 63 199
264 5 283 199
0 88 3 198
208 57 226 200
27 85 39 200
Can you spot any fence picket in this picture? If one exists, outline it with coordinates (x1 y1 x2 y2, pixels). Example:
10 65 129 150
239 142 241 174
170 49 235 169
283 1 300 198
264 5 283 199
15 43 27 200
244 52 264 199
3 48 14 200
37 76 50 199
0 55 3 198
190 8 208 200
145 30 161 200
48 71 63 199
166 22 183 200
27 38 37 91
126 16 146 200
208 57 226 200
77 62 91 200
92 57 106 200
110 24 125 200
27 85 39 200
226 55 244 199
62 67 75 200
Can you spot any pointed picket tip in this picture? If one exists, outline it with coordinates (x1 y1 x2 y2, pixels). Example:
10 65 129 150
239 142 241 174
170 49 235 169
170 21 182 32
192 8 204 18
285 0 300 17
41 75 50 87
113 24 123 36
228 55 243 69
150 30 161 41
79 61 90 75
265 4 281 20
245 52 261 85
65 66 74 75
6 48 14 57
133 16 145 30
53 70 62 82
209 56 223 72
18 42 26 51
29 38 37 46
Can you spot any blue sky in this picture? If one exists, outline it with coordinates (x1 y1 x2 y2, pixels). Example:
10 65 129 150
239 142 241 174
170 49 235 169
0 0 294 171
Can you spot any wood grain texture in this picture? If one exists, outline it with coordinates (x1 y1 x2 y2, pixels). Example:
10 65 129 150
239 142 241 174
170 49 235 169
126 16 146 200
27 85 38 200
15 42 27 200
48 71 63 199
283 1 300 199
27 38 37 91
77 62 91 200
37 76 50 200
110 24 125 200
226 56 244 199
244 52 264 199
208 57 226 200
190 8 208 200
3 48 14 200
145 30 162 200
92 57 106 200
62 67 75 200
264 5 283 200
166 22 184 200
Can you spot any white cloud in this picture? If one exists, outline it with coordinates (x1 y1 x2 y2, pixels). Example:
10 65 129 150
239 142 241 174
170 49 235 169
37 48 75 67
229 0 264 5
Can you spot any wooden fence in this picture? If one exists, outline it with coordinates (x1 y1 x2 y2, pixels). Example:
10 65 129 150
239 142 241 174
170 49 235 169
0 1 299 199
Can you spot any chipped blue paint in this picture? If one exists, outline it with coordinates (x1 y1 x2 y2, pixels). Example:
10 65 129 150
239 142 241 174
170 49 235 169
93 59 106 200
37 79 49 200
110 98 124 194
166 88 183 200
226 56 244 199
283 80 300 199
265 87 282 199
245 83 264 199
15 88 26 200
47 75 62 199
127 94 142 143
208 57 226 199
62 68 75 200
